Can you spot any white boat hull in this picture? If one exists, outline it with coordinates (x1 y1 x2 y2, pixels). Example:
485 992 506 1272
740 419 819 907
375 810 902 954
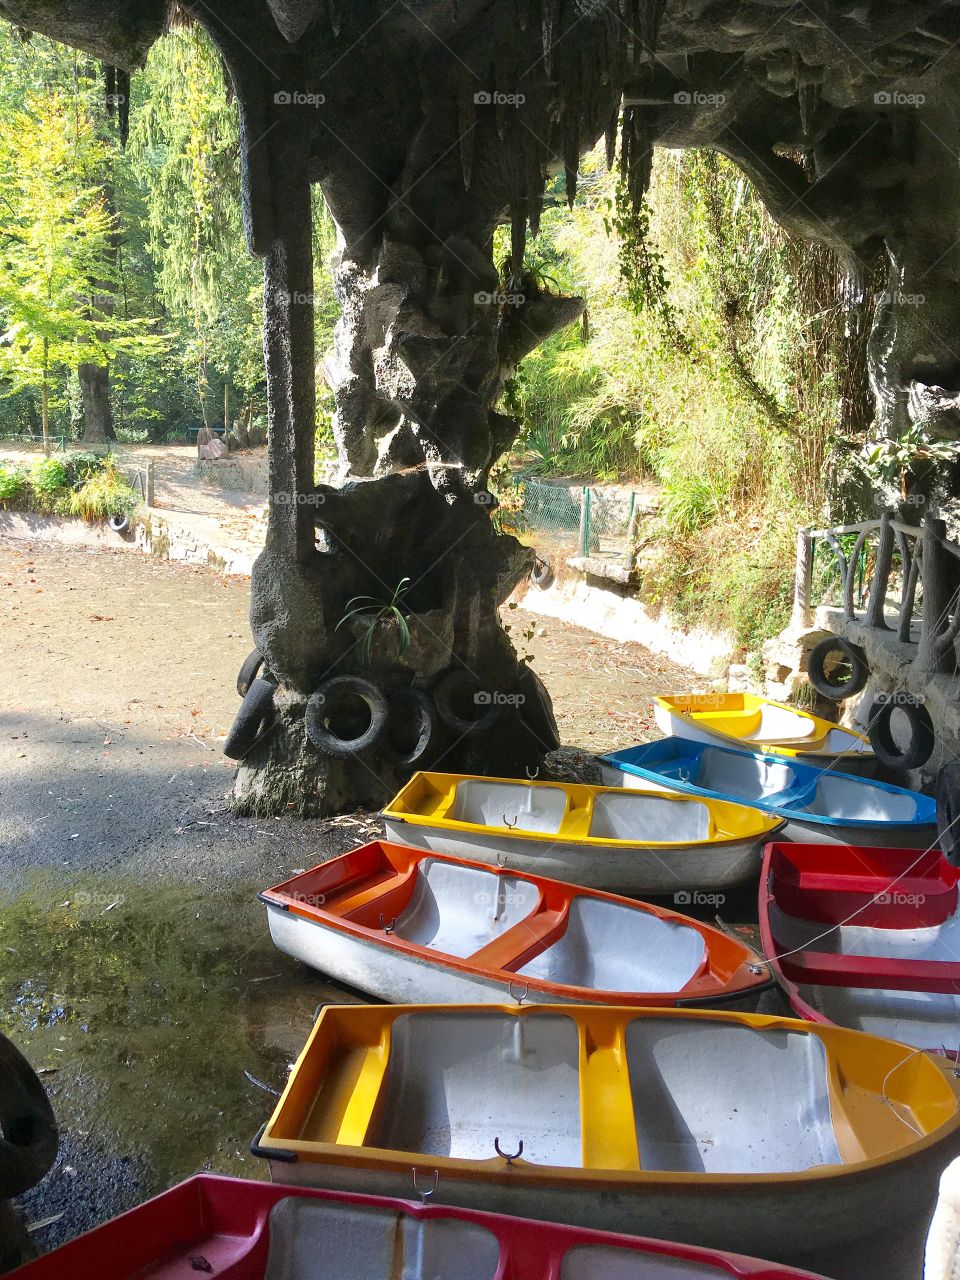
598 765 937 848
264 904 765 1010
380 819 771 895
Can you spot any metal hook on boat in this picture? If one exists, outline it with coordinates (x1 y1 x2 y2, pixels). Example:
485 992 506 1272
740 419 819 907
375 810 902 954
497 850 508 868
379 914 396 934
502 814 517 829
508 982 528 1006
525 765 539 780
411 1168 439 1203
494 1138 524 1165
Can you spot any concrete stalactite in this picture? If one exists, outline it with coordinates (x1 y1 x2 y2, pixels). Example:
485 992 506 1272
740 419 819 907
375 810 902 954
11 0 960 810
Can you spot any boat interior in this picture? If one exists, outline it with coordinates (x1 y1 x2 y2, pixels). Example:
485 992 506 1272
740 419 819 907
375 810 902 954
266 1007 955 1174
264 843 759 996
657 693 870 754
764 844 960 1043
384 773 775 843
605 742 928 824
262 1197 747 1280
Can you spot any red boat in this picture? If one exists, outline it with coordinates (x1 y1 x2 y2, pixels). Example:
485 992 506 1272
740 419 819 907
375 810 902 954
759 840 960 1052
16 1173 828 1279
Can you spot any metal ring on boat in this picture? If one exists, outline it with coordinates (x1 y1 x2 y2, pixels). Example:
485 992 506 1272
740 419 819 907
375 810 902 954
806 637 869 701
0 1033 58 1199
411 1169 439 1203
305 676 388 759
494 1138 524 1164
867 697 934 771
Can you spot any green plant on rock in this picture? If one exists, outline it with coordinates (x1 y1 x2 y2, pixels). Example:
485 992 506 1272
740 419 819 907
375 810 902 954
67 457 139 523
336 577 412 663
0 464 26 508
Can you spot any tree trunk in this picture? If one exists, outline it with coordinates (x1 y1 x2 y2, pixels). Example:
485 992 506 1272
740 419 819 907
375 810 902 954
41 339 50 457
79 361 114 446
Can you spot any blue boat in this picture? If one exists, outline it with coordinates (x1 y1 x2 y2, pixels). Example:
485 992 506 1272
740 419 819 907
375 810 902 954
599 738 937 847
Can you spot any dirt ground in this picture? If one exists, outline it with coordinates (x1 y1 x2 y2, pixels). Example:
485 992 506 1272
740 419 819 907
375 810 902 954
0 541 926 1278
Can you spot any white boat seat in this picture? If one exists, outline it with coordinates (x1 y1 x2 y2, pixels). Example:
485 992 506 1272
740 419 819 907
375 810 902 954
588 792 711 842
625 1019 842 1175
263 1197 501 1280
517 897 706 993
390 860 540 958
372 1011 584 1167
451 780 567 833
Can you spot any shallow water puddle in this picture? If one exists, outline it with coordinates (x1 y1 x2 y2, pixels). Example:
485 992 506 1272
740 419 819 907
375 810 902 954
0 872 353 1193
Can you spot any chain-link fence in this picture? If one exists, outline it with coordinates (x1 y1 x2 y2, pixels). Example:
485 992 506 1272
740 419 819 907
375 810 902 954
496 474 640 571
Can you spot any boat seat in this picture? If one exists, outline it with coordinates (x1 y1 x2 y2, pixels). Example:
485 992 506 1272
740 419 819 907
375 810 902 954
335 868 419 929
782 949 960 995
466 906 569 972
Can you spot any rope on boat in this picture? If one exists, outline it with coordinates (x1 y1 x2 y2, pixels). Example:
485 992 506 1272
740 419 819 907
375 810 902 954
879 1048 926 1137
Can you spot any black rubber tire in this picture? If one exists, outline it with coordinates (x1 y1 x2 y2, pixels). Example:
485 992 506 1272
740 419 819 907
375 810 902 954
937 761 960 865
237 648 265 698
530 557 555 590
867 697 935 771
381 688 439 766
434 668 505 735
0 1032 58 1199
223 677 276 760
108 512 130 534
305 676 388 759
806 637 869 701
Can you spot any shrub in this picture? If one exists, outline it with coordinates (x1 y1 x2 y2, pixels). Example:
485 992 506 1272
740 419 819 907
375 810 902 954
28 457 69 511
66 458 140 523
0 464 26 508
63 451 104 487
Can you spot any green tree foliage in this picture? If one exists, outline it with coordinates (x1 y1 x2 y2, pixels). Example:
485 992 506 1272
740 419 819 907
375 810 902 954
501 145 874 656
0 72 163 449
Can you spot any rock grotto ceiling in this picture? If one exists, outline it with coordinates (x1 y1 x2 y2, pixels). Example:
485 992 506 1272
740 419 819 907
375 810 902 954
4 0 960 811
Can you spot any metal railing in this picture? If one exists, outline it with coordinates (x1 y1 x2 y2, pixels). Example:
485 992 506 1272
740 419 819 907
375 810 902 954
795 510 960 675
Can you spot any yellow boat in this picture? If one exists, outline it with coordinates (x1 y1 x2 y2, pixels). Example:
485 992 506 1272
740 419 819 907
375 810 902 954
380 771 783 895
654 692 873 770
253 1003 960 1267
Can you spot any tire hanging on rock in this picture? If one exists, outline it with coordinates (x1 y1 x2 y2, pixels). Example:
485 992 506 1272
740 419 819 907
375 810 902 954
806 637 869 701
223 677 276 760
381 688 439 766
0 1032 58 1199
867 697 935 771
433 668 504 735
305 675 388 759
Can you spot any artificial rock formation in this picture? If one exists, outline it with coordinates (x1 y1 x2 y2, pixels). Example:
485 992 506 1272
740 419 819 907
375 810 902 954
7 0 960 811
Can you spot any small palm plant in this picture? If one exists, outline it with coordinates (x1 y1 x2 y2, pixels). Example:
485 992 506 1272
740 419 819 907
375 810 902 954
336 576 412 663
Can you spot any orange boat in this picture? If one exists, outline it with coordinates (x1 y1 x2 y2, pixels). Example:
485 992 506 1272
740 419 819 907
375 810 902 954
260 840 772 1008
